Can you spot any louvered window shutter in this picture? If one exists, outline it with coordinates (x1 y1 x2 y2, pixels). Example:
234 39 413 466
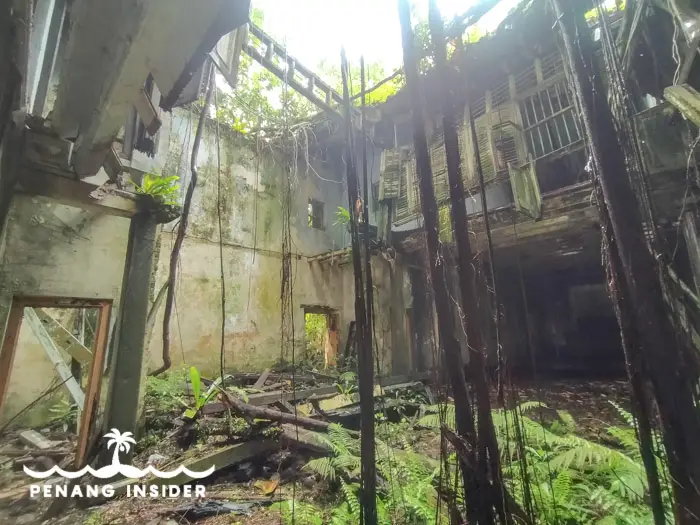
379 149 402 200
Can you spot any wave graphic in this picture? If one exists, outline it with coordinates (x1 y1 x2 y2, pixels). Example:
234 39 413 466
24 463 215 480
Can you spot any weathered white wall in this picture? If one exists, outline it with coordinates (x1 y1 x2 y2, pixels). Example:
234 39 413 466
145 111 411 377
0 195 129 424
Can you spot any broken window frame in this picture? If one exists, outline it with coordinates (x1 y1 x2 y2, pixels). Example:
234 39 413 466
308 198 325 230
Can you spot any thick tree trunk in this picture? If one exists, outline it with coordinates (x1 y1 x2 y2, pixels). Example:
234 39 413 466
427 2 510 523
340 50 377 525
551 1 700 522
598 188 666 525
397 1 485 522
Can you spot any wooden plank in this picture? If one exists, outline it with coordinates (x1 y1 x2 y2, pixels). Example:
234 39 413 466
201 373 429 416
110 439 278 496
34 308 92 364
253 368 271 389
275 400 296 413
200 385 339 415
0 302 25 413
24 308 85 407
76 302 111 467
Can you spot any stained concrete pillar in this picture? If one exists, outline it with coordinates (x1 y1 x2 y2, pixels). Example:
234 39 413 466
389 257 410 375
103 211 158 456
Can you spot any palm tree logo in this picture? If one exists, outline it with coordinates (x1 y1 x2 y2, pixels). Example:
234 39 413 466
104 429 136 467
24 428 215 480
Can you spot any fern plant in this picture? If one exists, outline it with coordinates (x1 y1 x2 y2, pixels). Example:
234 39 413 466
134 172 180 205
301 422 442 524
419 399 674 525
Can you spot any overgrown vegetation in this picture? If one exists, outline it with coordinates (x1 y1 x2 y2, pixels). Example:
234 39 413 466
133 172 180 205
276 400 672 525
214 8 404 135
420 400 674 525
276 422 441 524
304 312 328 366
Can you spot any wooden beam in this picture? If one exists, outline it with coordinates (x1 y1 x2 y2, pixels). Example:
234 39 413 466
109 439 278 496
33 308 92 364
16 169 140 218
0 302 26 414
252 368 271 389
75 301 112 467
201 373 428 415
664 84 700 128
24 308 85 407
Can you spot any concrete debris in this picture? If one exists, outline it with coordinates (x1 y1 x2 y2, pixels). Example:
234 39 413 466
18 430 55 450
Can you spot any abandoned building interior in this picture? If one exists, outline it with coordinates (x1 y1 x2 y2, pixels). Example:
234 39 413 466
2 0 700 523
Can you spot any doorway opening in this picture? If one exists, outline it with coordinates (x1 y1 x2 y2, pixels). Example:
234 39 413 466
303 306 339 369
0 297 112 467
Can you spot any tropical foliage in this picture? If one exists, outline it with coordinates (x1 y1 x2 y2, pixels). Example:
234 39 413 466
278 422 441 524
419 401 674 525
277 401 672 525
133 172 180 205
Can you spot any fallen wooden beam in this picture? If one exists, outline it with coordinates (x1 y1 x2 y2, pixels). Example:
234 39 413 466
34 308 92 364
110 439 278 496
221 390 331 432
201 374 429 416
201 385 339 415
253 369 271 389
24 308 85 407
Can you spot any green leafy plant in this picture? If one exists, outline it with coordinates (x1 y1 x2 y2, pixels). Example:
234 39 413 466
334 371 358 396
296 423 440 525
182 366 218 420
48 399 78 429
420 400 674 525
334 206 351 226
134 172 180 205
144 368 188 412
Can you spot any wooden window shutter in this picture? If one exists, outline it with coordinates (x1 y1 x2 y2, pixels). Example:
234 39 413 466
379 148 402 200
508 155 542 220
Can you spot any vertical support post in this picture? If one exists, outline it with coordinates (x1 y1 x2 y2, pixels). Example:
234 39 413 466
0 301 24 414
75 301 111 467
397 1 483 522
340 49 376 525
551 1 700 522
32 0 66 117
103 212 158 460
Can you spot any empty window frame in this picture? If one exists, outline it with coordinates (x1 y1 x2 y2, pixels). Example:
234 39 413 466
520 81 581 160
308 199 324 229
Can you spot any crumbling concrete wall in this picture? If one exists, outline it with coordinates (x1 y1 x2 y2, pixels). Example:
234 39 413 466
146 111 412 377
0 195 129 424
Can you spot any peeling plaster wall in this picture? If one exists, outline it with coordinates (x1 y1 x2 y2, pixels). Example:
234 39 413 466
0 195 129 424
146 111 411 377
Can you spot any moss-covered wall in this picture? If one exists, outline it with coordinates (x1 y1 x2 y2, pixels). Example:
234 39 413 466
146 110 410 377
0 195 130 425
